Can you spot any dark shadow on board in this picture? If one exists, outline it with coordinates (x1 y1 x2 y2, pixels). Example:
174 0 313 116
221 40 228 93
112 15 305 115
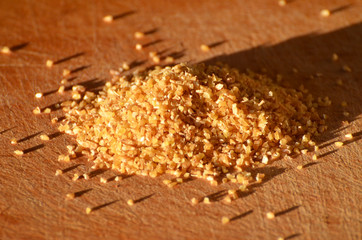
202 23 362 150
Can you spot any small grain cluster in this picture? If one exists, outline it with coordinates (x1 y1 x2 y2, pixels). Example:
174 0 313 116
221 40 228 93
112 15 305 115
57 63 327 183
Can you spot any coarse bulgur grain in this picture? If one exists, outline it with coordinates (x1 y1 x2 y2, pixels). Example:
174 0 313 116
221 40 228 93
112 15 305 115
312 154 318 161
296 165 303 170
10 138 17 145
335 141 343 147
83 173 90 180
55 63 326 185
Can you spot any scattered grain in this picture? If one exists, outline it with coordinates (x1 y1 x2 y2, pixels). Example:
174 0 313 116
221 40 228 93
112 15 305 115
46 60 53 68
10 138 17 145
266 212 275 219
203 197 211 204
33 107 41 114
149 51 157 58
51 117 59 124
83 173 90 180
332 53 339 61
60 79 68 85
122 62 130 71
278 0 286 6
191 198 199 205
163 179 171 185
343 111 350 117
63 69 70 77
72 173 80 181
296 165 303 170
135 44 143 51
100 177 107 183
14 150 24 155
43 108 51 114
200 44 210 52
223 195 232 203
66 193 75 200
345 133 353 139
86 207 92 214
168 182 178 188
342 65 351 72
1 46 11 54
334 141 343 147
152 56 160 64
127 199 134 206
40 134 50 141
103 15 113 23
165 56 174 63
277 237 285 240
134 31 144 39
58 85 65 94
312 154 318 161
55 169 63 176
320 9 330 17
35 93 43 98
221 216 230 224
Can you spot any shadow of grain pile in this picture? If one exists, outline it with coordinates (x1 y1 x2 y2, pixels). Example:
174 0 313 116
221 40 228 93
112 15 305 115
202 23 362 153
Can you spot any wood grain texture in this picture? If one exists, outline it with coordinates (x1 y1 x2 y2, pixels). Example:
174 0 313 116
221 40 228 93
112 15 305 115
0 0 361 239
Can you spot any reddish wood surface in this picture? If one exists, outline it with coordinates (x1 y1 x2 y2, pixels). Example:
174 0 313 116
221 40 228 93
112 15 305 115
0 0 361 239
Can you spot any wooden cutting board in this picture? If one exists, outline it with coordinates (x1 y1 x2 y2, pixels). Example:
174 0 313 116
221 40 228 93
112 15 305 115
0 0 361 239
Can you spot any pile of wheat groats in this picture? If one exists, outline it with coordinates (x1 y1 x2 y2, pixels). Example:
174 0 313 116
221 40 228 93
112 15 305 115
57 62 328 185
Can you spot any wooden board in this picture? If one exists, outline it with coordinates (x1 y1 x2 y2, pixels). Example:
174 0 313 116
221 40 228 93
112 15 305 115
0 0 361 239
